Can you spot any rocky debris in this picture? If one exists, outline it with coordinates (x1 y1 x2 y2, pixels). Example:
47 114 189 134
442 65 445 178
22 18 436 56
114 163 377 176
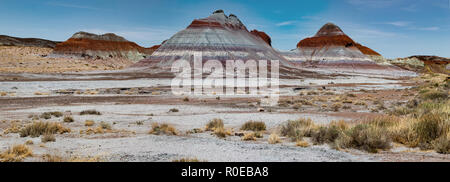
0 35 60 48
52 32 155 62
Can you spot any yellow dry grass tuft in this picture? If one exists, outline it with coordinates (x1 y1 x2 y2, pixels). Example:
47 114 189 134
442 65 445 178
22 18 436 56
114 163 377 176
0 144 33 162
19 121 71 137
149 123 178 135
268 133 281 144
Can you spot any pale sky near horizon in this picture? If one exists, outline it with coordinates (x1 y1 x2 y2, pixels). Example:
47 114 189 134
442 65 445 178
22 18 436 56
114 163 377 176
0 0 449 58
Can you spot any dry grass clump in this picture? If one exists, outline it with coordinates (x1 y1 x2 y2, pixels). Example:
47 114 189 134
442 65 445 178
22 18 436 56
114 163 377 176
40 111 63 119
84 120 95 126
0 92 7 96
42 154 102 162
331 102 342 111
172 158 203 162
19 121 71 137
296 140 310 147
3 123 22 134
311 121 349 145
240 121 266 131
242 132 258 141
80 109 101 115
280 118 317 141
41 133 56 143
420 90 448 101
149 123 178 135
99 122 112 130
354 100 367 106
214 127 232 138
0 144 33 162
433 133 450 154
334 124 392 153
63 116 74 123
268 133 281 144
205 118 224 131
34 91 49 95
169 108 179 113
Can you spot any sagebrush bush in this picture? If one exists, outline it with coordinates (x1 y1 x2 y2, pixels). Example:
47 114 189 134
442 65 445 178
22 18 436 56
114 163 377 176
20 122 70 137
240 121 266 131
205 118 224 131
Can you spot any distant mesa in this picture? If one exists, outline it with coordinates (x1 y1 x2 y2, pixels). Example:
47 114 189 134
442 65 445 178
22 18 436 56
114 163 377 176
132 9 304 77
0 35 60 48
52 31 155 62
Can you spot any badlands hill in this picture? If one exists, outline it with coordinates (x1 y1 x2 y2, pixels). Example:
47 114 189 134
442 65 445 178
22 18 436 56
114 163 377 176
0 35 60 48
52 32 155 62
132 10 296 72
282 23 387 69
390 55 450 74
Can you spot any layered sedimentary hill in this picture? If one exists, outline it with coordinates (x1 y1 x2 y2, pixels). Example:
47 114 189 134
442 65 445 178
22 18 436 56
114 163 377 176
132 10 296 73
0 35 60 48
390 55 449 74
282 23 386 69
250 30 272 46
52 32 155 62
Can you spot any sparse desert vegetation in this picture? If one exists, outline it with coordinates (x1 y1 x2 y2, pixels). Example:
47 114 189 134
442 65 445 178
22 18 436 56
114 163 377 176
149 123 178 135
240 121 266 131
80 109 102 115
19 121 71 137
0 144 33 162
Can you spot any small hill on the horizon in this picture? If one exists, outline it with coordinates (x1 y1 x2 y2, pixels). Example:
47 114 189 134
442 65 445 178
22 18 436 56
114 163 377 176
52 31 155 62
0 35 60 48
282 23 389 69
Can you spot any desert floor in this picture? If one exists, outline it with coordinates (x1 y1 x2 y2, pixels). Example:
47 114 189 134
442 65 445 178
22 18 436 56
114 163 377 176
0 68 449 162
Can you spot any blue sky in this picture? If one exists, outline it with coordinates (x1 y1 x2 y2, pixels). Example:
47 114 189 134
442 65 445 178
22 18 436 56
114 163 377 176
0 0 449 58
